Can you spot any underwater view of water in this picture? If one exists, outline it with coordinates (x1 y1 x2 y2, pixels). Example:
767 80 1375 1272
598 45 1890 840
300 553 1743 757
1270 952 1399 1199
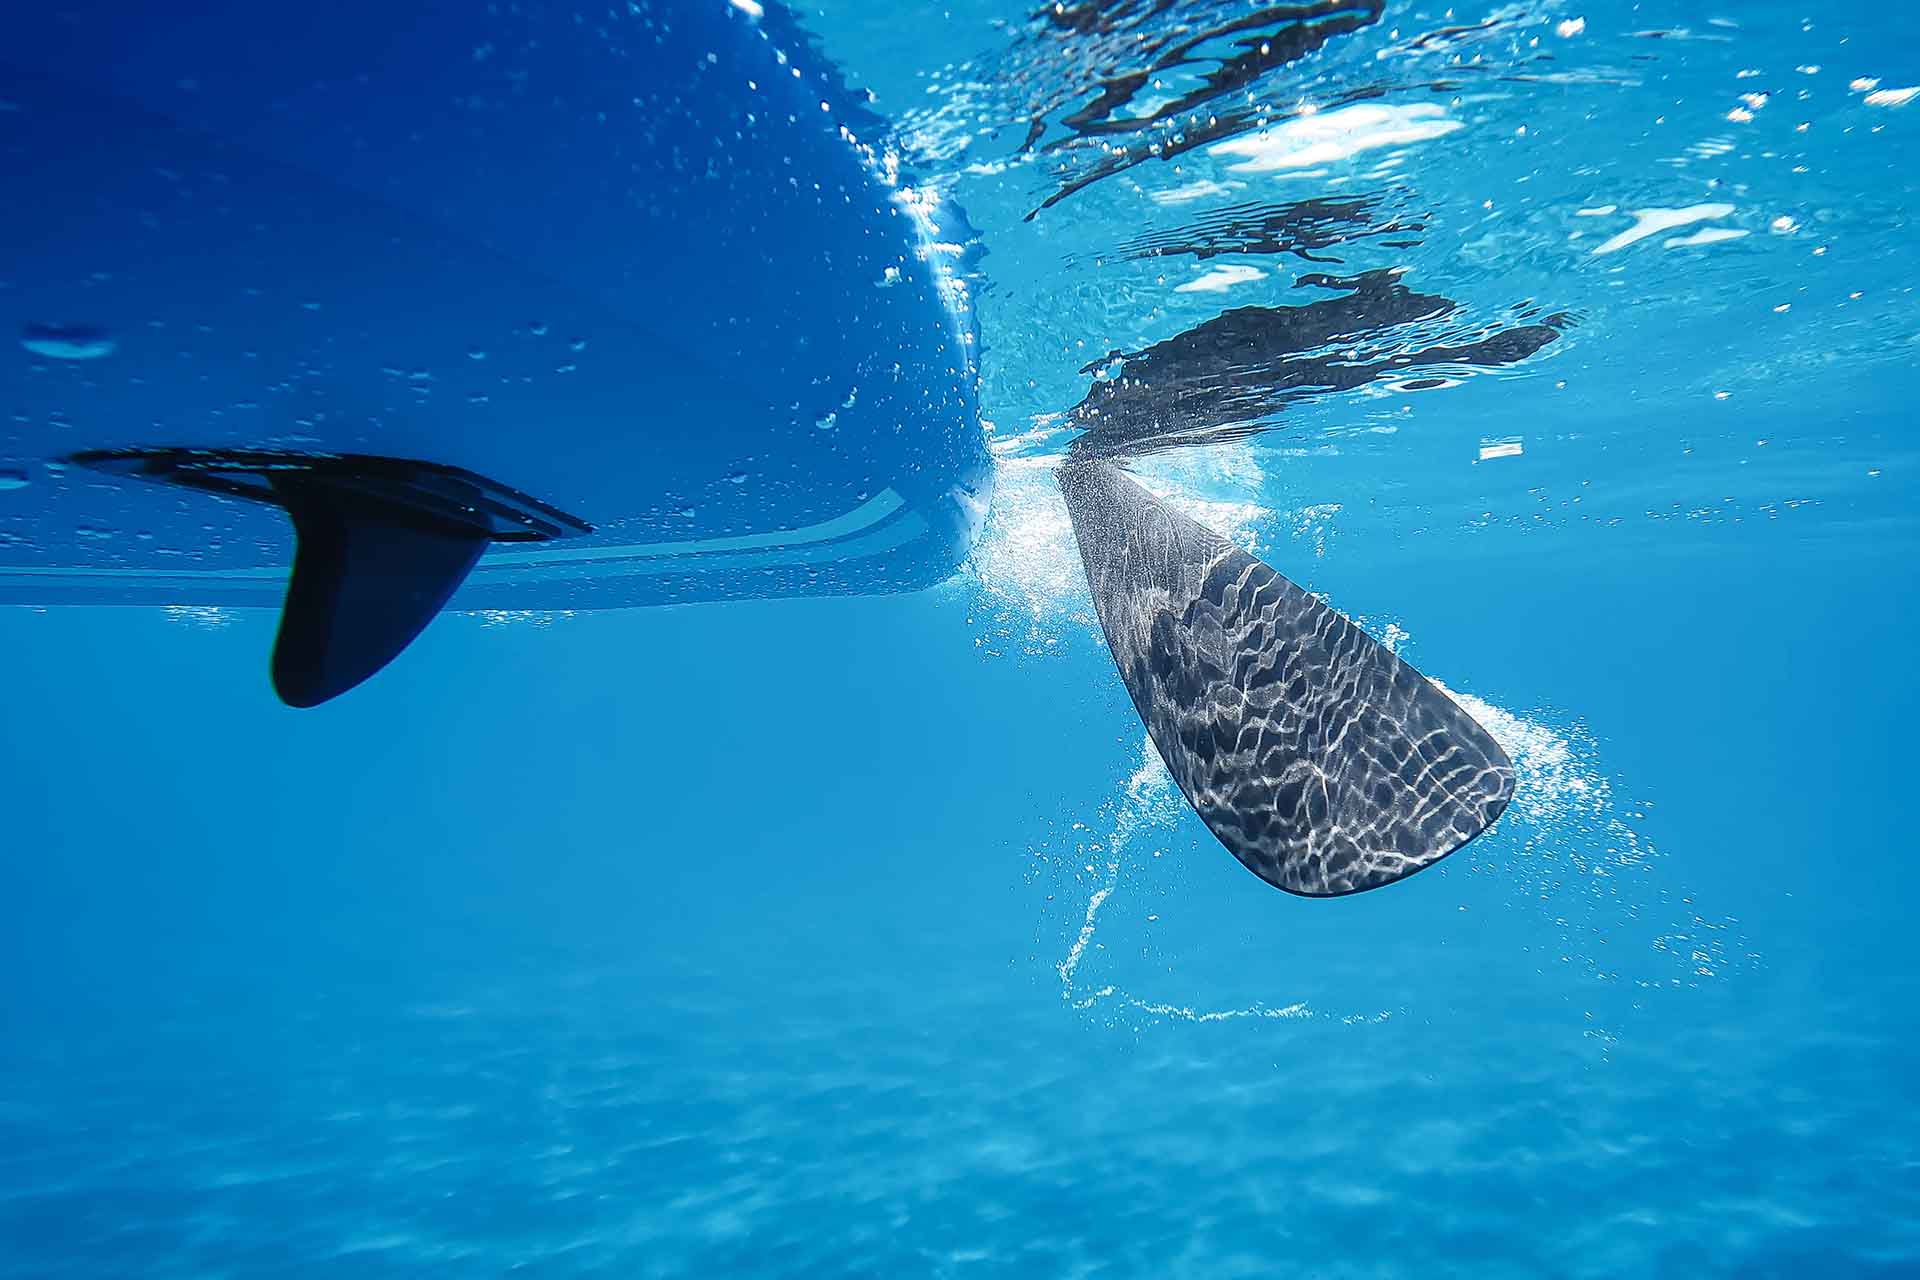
3 0 1918 1275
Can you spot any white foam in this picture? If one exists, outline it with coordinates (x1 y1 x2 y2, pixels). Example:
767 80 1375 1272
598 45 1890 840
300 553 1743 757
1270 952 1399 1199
970 443 1279 631
1151 178 1242 205
20 333 115 361
966 454 1084 629
1210 102 1462 173
1589 203 1736 255
1432 681 1753 986
471 610 576 628
1287 503 1342 558
1056 882 1114 985
1665 227 1750 248
1130 447 1276 554
160 605 235 630
1173 264 1264 293
1864 86 1919 107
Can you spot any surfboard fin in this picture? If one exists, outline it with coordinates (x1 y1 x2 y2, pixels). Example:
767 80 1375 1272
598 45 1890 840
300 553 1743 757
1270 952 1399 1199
267 480 488 707
1057 457 1512 896
70 449 592 707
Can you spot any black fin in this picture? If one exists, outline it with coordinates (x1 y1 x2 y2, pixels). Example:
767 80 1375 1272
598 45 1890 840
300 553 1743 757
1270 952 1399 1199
69 449 592 707
1058 458 1513 897
268 479 487 707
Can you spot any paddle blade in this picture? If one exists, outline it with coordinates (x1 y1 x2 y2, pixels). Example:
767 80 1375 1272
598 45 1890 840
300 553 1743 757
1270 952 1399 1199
1058 459 1513 896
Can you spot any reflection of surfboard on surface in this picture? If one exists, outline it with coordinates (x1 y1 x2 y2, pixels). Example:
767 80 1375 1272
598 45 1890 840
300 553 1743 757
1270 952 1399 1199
3 0 1512 894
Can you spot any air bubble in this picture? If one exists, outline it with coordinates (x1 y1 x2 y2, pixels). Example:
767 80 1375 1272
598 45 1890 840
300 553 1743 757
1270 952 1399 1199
20 323 115 361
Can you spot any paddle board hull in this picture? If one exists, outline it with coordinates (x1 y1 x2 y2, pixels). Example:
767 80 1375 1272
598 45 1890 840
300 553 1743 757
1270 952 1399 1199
1 0 988 612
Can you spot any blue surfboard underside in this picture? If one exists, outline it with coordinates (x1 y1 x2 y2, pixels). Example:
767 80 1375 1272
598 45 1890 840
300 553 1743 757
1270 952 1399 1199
0 0 990 611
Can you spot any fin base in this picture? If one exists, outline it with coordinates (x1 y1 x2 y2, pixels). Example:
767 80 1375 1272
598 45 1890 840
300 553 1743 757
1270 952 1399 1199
71 447 592 542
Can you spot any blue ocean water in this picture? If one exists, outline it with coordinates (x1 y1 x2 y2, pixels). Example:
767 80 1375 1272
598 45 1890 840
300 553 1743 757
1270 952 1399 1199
4 1 1919 1276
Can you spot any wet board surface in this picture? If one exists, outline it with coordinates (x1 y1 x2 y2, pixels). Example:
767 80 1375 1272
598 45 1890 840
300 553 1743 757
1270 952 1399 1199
0 0 989 611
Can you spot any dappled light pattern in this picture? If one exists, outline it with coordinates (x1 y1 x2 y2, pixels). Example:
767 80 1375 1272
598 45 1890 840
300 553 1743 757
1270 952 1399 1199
1061 459 1511 895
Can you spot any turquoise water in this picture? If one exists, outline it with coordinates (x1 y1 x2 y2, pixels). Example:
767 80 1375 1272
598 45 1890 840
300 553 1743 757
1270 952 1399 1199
5 1 1920 1275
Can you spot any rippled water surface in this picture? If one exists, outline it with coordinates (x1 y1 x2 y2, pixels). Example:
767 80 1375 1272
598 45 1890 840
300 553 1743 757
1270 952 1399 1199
4 1 1919 1276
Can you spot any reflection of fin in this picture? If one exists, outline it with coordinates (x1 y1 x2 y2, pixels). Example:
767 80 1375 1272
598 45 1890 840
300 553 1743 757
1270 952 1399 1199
269 481 487 707
1058 458 1512 896
70 449 591 706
